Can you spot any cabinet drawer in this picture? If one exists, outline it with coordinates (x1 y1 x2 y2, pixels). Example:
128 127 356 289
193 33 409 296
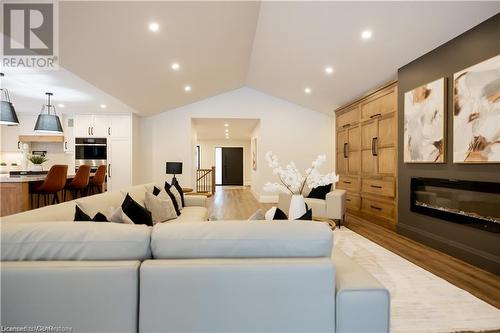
360 88 396 121
345 193 360 211
336 176 360 192
361 197 395 219
337 107 359 129
362 178 395 197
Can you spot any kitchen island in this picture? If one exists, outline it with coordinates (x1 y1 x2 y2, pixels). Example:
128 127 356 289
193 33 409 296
0 173 101 217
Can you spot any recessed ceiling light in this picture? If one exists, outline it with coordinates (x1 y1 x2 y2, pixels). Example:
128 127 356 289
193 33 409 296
184 85 192 92
224 123 229 127
57 103 65 108
325 66 334 74
171 63 180 71
225 137 230 140
304 87 312 94
100 104 107 109
361 30 372 40
225 129 229 132
149 22 159 32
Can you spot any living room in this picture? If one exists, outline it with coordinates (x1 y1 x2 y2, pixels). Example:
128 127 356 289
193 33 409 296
1 2 499 333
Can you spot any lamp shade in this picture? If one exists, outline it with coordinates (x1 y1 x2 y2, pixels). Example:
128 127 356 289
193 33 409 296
0 101 19 125
166 162 182 175
34 114 63 134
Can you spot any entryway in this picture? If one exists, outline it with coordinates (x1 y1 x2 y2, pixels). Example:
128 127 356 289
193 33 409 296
215 147 243 186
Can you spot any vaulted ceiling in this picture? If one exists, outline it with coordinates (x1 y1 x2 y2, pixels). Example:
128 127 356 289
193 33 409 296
8 1 500 116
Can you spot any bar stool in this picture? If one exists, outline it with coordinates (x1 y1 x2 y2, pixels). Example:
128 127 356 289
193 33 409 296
32 165 68 208
88 165 107 195
63 165 91 201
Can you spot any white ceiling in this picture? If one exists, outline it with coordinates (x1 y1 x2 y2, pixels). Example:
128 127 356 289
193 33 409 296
193 118 259 140
3 1 500 117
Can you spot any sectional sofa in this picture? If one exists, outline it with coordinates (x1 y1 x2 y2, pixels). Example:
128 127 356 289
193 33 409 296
0 183 390 333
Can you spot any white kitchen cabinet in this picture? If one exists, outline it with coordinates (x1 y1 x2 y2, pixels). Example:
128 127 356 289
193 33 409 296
74 115 110 137
62 115 75 152
0 124 21 152
107 137 132 192
107 115 131 138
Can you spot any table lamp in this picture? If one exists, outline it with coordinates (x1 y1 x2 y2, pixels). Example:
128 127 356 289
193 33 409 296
166 162 182 183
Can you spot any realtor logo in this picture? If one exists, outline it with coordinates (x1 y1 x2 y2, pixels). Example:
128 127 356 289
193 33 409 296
2 2 58 69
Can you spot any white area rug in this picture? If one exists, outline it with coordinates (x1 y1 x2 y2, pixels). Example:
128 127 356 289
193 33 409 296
333 228 500 333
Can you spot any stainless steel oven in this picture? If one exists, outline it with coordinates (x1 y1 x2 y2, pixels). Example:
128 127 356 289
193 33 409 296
75 137 107 170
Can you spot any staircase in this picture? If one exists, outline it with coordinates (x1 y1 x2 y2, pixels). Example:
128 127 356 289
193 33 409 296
196 166 215 195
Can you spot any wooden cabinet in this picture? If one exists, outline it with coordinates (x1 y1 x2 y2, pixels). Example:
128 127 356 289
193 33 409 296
335 81 398 229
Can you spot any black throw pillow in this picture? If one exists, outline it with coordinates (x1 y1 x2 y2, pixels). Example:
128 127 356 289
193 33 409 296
296 208 313 221
74 205 108 222
307 184 332 200
273 207 288 220
121 194 153 226
152 186 161 196
171 178 185 207
164 181 181 216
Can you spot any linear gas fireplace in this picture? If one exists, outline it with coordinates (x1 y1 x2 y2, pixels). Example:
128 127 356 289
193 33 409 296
410 178 500 234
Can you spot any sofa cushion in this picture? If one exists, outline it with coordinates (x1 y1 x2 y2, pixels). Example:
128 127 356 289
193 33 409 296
173 206 208 223
122 194 153 226
120 184 148 207
145 191 177 224
308 184 332 200
76 191 125 218
0 201 76 224
151 221 333 259
1 222 152 261
74 205 108 222
304 198 327 218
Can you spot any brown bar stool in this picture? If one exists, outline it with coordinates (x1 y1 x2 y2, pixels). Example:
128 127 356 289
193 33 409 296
88 165 107 195
32 165 68 208
63 165 91 201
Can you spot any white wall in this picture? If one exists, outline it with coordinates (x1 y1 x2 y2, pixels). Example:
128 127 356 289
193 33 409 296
198 139 252 186
140 87 334 202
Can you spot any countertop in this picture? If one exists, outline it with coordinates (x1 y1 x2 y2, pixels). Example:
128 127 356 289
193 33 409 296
0 173 78 183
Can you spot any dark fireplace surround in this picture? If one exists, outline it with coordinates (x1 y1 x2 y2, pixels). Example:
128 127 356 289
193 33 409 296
410 178 500 234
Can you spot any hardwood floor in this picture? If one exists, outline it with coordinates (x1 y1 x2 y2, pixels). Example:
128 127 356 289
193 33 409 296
208 187 500 311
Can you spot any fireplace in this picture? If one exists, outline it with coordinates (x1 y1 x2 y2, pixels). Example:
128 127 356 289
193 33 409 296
410 178 500 234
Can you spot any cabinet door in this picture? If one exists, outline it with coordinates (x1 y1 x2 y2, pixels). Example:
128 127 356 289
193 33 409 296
337 129 347 155
362 150 377 174
361 120 377 150
347 151 360 175
62 116 75 152
108 138 132 192
108 115 131 138
377 147 396 175
1 125 21 152
74 115 93 137
336 153 347 175
378 115 396 148
360 88 396 121
348 125 360 151
92 115 109 137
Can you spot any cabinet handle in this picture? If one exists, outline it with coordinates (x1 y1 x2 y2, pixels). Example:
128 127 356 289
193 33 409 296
370 185 382 189
108 164 111 178
64 142 68 150
88 127 90 135
343 181 351 184
371 137 378 156
108 127 111 136
91 127 94 135
346 199 351 202
342 124 350 128
17 141 21 149
343 143 348 158
370 205 382 211
369 113 381 119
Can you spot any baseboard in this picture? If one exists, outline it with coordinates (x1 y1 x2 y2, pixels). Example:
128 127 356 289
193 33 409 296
259 195 278 203
398 223 500 275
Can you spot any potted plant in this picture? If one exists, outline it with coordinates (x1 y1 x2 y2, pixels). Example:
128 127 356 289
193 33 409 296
264 152 339 219
28 155 48 171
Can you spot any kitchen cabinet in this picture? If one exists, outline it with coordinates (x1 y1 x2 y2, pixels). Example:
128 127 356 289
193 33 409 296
1 124 21 152
62 115 75 153
74 115 109 137
107 137 132 192
107 115 131 138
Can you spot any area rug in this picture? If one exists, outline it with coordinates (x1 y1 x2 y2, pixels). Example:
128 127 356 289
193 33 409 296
333 228 500 333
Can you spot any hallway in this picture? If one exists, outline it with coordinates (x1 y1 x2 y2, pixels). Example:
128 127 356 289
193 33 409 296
207 186 272 220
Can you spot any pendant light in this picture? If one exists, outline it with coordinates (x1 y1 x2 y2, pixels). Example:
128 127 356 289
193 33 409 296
34 92 63 134
0 73 20 125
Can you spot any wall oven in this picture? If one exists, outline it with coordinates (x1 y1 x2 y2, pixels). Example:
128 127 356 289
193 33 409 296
75 137 107 171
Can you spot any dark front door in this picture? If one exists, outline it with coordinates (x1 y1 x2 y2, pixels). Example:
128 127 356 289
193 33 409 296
222 147 244 186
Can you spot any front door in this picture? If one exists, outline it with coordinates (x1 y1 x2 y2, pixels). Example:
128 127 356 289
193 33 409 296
221 147 243 186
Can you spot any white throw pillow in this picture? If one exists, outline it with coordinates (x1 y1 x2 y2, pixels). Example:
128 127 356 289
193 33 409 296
145 191 177 224
108 206 134 224
169 185 183 212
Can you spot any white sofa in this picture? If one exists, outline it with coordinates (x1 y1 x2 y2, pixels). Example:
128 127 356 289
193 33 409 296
0 183 209 224
0 184 390 333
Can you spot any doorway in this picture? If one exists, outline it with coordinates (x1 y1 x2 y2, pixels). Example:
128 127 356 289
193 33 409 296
215 147 244 186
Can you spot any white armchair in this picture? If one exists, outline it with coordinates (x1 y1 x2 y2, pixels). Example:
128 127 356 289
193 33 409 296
278 189 346 227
